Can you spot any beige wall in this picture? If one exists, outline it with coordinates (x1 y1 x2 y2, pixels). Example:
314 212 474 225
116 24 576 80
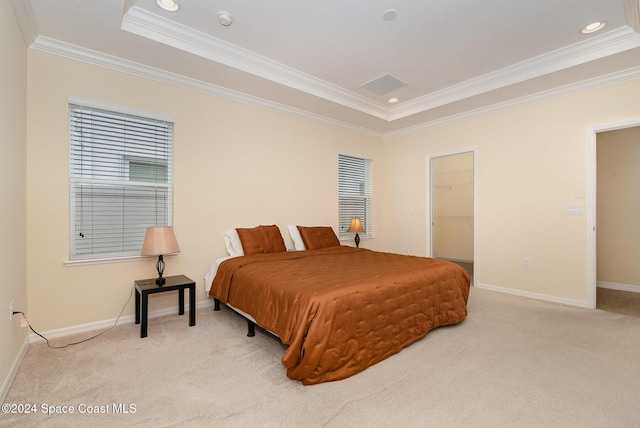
383 79 640 304
597 127 640 288
25 50 384 331
14 13 640 335
1 1 28 399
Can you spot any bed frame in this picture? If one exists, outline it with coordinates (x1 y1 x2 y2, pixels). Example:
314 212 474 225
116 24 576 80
214 298 256 337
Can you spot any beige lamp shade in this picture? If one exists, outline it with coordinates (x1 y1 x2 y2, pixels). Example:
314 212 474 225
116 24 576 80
347 217 365 233
141 226 180 256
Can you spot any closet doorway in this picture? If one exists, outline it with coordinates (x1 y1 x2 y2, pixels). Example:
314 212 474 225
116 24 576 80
591 123 640 316
587 120 640 311
427 149 476 285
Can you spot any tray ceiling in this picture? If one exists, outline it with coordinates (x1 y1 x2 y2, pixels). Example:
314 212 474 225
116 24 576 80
12 0 640 138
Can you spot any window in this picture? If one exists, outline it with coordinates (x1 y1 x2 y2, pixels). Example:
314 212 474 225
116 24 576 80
69 103 173 260
338 154 373 239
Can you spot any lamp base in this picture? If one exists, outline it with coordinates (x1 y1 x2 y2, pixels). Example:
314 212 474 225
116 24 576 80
354 233 360 248
156 255 166 286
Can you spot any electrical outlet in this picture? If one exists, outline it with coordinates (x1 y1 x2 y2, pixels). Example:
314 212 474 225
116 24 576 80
9 301 14 322
523 258 531 268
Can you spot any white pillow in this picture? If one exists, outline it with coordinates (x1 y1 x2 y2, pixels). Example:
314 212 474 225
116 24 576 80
288 225 305 251
223 229 244 257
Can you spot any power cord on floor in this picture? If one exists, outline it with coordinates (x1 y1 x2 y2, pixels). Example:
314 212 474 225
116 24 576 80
12 283 135 349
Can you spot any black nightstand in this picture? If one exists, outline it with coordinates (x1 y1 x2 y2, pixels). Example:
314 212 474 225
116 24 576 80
135 274 196 338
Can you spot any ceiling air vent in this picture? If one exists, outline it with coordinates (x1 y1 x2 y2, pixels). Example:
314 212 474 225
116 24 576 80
361 74 407 95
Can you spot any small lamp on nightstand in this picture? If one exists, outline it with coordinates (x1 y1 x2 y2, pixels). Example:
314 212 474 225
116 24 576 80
347 217 365 248
141 226 180 286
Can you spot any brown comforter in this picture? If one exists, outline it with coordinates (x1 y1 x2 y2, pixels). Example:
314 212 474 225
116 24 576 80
209 246 470 384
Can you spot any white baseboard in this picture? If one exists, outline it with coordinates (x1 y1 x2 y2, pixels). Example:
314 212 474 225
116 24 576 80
1 335 29 403
476 282 590 308
29 299 215 343
597 281 640 293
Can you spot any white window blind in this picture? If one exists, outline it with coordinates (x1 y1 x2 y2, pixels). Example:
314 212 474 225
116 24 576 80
338 154 373 239
69 104 173 260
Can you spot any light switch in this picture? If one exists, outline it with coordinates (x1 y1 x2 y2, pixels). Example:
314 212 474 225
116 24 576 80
564 204 583 215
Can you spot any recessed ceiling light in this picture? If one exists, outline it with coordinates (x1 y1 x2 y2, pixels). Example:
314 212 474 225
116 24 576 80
156 0 179 12
388 97 400 104
581 21 605 34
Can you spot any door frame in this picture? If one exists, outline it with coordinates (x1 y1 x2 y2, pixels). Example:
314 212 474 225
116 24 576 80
426 147 478 286
586 118 640 308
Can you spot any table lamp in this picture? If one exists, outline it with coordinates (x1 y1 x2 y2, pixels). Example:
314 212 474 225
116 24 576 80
141 226 180 286
347 217 365 248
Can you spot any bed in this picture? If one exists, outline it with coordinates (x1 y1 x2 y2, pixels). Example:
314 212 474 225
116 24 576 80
206 225 470 385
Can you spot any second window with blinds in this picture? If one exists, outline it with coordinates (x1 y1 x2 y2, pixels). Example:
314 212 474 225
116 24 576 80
69 102 174 261
338 154 373 240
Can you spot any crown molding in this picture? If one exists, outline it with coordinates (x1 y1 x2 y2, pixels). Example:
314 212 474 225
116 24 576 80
22 13 640 142
388 26 640 121
29 36 383 140
26 34 640 141
120 5 640 125
385 65 640 140
120 5 389 121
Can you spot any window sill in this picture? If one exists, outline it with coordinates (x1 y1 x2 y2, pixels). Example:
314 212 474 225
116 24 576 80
339 236 374 242
64 253 177 267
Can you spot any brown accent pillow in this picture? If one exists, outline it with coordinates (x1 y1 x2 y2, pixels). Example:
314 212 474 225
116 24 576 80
236 225 286 255
259 225 287 253
297 226 340 250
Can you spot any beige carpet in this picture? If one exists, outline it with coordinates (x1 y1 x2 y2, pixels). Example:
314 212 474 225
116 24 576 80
3 287 640 427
